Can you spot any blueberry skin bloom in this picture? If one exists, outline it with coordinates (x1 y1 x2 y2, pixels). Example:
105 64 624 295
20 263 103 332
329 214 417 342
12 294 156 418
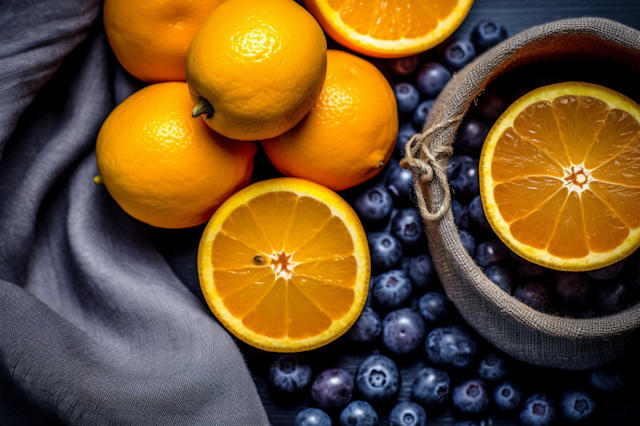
268 354 312 393
458 229 476 258
514 282 550 312
373 270 413 310
418 292 452 324
519 394 557 426
352 185 393 225
311 368 355 410
355 354 401 403
294 408 333 426
408 254 437 289
369 232 403 271
452 378 490 414
339 400 379 426
441 39 477 71
484 264 515 294
416 62 452 98
413 99 436 130
396 122 418 155
561 388 596 422
394 82 421 114
412 367 451 406
471 20 508 53
425 325 479 370
474 239 510 269
456 117 489 157
345 307 382 343
386 166 415 201
382 308 426 356
391 208 424 247
477 352 507 383
493 380 523 411
446 155 480 202
388 401 427 426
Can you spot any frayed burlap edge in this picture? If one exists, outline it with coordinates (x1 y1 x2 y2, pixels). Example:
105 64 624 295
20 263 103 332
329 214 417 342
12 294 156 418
402 17 640 370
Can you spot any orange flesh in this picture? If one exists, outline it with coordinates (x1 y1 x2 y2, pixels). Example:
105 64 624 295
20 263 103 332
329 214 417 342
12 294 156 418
492 95 640 259
327 0 457 39
210 191 357 339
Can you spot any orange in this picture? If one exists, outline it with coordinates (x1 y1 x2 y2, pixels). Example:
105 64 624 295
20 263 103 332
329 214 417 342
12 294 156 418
480 82 640 271
303 0 474 58
261 50 398 192
186 0 327 141
103 0 225 83
96 82 257 229
197 178 370 352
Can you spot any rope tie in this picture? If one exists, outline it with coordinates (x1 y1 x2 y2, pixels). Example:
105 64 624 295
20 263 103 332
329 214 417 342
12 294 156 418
400 114 465 222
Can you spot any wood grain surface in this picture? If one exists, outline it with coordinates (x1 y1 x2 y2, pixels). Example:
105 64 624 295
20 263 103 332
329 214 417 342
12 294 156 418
153 1 640 425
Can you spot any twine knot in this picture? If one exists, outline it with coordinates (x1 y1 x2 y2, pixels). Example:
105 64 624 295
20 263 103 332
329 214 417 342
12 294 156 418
400 113 465 222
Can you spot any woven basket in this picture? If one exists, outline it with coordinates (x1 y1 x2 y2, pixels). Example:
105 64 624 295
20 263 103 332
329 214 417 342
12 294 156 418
404 17 640 370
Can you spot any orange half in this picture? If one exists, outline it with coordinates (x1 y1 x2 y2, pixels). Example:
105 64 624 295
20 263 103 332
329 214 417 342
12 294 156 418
198 178 370 352
480 82 640 271
303 0 474 58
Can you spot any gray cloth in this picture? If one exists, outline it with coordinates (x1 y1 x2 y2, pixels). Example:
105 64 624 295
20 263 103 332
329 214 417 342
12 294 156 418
0 1 270 424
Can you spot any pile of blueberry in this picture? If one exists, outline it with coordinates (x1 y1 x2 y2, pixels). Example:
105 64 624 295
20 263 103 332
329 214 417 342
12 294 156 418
260 20 638 426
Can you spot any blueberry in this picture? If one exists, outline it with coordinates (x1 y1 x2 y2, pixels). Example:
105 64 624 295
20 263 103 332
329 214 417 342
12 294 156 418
596 280 634 313
451 198 462 226
412 367 451 406
413 99 436 130
587 258 627 280
311 368 355 410
484 264 515 293
353 185 394 225
452 378 490 414
589 363 625 392
391 208 424 247
382 308 426 356
339 400 379 426
493 381 522 411
345 307 382 343
471 20 508 53
468 195 491 232
519 394 556 426
458 205 471 230
477 353 507 383
477 90 507 123
397 122 418 155
458 230 476 258
387 166 415 201
394 83 421 115
418 292 452 324
447 155 479 202
416 62 452 98
441 39 477 71
552 272 592 308
388 56 419 76
373 270 413 310
408 254 437 288
425 325 479 370
268 354 313 393
355 354 401 402
369 232 403 271
516 262 547 280
456 117 489 157
514 282 550 312
454 422 480 426
295 408 333 426
560 388 596 422
474 239 510 269
388 401 427 426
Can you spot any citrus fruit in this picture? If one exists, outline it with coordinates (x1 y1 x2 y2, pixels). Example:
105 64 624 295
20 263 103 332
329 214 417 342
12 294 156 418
303 0 474 58
197 177 370 352
479 82 640 271
103 0 225 83
261 50 398 192
186 0 327 141
96 82 257 229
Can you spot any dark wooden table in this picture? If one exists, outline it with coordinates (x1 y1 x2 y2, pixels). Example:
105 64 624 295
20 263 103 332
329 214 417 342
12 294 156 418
153 1 640 425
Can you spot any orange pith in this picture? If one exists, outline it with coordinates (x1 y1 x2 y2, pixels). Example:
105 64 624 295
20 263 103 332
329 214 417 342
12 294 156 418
198 178 370 352
304 0 474 58
480 82 640 271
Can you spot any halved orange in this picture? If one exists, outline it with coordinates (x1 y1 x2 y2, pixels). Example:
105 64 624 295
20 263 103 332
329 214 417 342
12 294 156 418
480 82 640 272
303 0 474 58
198 177 370 352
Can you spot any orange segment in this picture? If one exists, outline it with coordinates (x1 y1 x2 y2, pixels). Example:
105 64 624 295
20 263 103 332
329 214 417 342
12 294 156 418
303 0 474 58
198 177 370 352
480 82 640 271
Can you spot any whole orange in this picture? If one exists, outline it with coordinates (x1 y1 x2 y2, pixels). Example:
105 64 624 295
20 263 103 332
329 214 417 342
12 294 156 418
103 0 226 83
186 0 327 141
96 82 257 229
261 50 398 192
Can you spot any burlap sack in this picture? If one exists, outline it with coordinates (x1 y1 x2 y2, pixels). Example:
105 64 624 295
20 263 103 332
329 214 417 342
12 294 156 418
402 17 640 370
